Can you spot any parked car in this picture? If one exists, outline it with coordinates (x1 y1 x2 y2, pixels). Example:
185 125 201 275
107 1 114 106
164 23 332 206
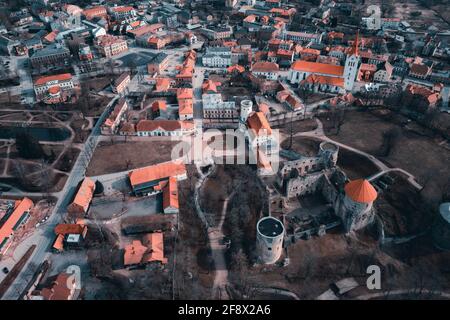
2 267 9 274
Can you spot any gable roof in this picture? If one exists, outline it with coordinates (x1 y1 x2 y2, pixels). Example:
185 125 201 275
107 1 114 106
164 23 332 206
291 60 344 77
34 73 72 86
247 112 272 136
128 160 186 187
0 197 33 248
163 177 178 210
69 178 95 213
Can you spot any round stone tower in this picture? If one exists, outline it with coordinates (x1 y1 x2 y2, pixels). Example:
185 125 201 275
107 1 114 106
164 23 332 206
340 179 378 233
319 141 339 167
256 216 285 264
432 203 450 251
239 100 253 131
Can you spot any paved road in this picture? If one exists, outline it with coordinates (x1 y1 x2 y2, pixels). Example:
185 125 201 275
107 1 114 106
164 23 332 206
0 95 119 300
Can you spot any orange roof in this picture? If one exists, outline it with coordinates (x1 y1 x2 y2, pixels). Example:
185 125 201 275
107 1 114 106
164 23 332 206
43 31 59 43
34 73 72 86
291 60 344 77
124 233 167 266
129 160 186 187
227 64 245 73
69 178 95 213
163 177 178 211
151 100 167 112
136 120 193 132
247 112 272 136
113 6 134 13
143 233 167 264
124 240 147 266
202 80 220 93
179 99 193 115
155 78 171 92
177 88 193 100
0 198 33 248
252 61 279 72
54 223 87 236
48 86 61 95
304 74 344 88
344 179 378 203
52 234 64 251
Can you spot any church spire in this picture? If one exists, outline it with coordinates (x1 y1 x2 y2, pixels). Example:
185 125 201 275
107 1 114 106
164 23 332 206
350 30 359 56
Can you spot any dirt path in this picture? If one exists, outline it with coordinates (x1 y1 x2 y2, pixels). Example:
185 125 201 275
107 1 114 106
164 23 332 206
292 118 423 190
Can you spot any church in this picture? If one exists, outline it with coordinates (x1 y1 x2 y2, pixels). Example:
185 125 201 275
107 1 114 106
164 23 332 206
288 32 361 92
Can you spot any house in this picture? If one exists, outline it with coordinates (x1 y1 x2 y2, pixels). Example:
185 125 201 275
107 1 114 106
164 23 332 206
112 72 131 95
30 44 71 69
124 232 167 266
136 120 194 137
202 80 237 121
128 160 187 196
402 84 440 112
202 53 232 68
409 63 432 80
281 31 322 44
151 100 168 119
67 178 95 217
0 35 20 55
251 61 280 80
147 52 169 74
246 111 276 154
101 98 128 134
373 61 393 83
95 35 128 58
177 88 194 120
83 6 107 20
163 177 179 214
33 273 78 300
33 73 75 104
0 198 33 255
110 6 137 21
52 223 88 252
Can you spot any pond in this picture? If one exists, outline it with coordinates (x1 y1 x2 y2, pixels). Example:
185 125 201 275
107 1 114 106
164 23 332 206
0 125 71 141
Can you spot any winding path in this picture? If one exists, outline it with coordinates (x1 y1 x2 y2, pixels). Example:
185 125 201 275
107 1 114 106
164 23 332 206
292 118 423 190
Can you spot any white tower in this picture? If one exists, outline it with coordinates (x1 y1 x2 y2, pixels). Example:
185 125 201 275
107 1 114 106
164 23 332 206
256 216 285 264
239 99 253 131
343 32 361 92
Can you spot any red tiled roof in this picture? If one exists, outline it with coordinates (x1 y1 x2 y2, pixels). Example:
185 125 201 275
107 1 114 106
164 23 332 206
163 176 178 210
0 198 33 249
252 61 279 72
247 112 272 136
128 160 186 187
69 178 95 213
291 60 344 76
34 73 72 86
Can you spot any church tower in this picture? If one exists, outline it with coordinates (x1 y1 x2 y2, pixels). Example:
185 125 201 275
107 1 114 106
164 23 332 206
343 31 361 92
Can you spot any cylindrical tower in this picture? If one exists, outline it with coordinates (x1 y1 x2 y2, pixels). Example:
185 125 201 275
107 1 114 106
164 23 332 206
319 141 339 167
340 179 378 232
432 203 450 251
256 216 285 264
239 100 253 128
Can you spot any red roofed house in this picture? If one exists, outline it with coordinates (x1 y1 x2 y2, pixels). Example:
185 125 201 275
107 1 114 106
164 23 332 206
124 232 167 267
128 160 187 196
33 73 74 103
33 273 78 300
95 35 128 58
251 61 280 80
402 84 440 112
101 98 128 134
112 72 131 95
177 88 194 120
301 74 345 94
0 197 33 255
136 120 194 136
246 111 276 154
52 222 88 252
83 6 107 20
67 178 95 217
163 176 179 214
